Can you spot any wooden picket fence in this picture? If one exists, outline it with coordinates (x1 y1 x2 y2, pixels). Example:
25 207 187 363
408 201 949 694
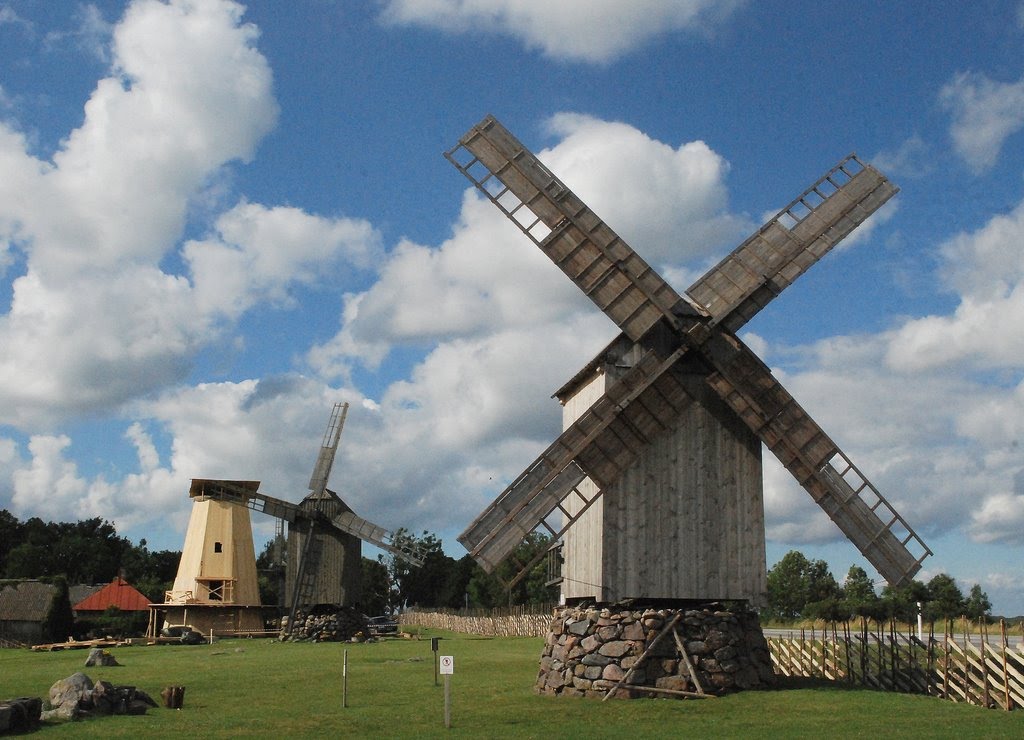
768 620 1024 711
400 604 554 638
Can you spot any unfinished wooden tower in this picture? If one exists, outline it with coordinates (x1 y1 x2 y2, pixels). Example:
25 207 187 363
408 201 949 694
449 115 932 606
160 481 264 635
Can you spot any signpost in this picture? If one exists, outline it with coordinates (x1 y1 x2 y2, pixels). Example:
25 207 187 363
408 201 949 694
439 655 454 728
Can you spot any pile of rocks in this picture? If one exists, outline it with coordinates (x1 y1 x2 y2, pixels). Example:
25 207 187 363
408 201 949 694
279 606 369 642
536 603 775 699
41 672 157 721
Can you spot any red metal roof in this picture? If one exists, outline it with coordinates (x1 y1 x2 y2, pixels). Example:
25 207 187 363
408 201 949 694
72 577 151 612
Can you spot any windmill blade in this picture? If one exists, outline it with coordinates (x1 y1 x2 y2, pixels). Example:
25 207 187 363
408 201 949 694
193 478 426 566
686 154 898 334
308 402 349 497
459 346 694 573
446 115 695 343
191 478 303 522
327 507 427 567
701 333 931 587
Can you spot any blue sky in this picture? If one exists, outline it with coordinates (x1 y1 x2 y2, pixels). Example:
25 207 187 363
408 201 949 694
1 0 1023 614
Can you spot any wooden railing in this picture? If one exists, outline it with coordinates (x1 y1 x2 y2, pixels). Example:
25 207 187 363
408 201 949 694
768 619 1024 711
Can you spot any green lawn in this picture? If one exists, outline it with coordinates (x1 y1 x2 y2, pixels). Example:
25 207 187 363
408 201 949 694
1 630 1021 738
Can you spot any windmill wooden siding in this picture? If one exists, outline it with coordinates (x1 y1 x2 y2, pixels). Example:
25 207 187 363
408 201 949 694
558 348 767 604
285 490 361 608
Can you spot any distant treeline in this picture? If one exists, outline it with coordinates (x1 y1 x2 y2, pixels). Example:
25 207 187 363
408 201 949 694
764 550 994 623
3 511 989 623
0 509 180 603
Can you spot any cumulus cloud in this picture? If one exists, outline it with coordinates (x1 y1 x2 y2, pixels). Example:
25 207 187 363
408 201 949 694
311 113 747 374
0 0 379 428
886 200 1024 372
378 0 744 63
939 71 1024 173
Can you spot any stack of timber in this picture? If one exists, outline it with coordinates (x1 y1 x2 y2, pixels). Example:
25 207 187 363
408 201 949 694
279 606 369 642
31 637 133 652
536 603 774 699
401 604 554 638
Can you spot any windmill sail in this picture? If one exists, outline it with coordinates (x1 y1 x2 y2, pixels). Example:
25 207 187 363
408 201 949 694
192 479 425 566
686 154 898 333
446 115 690 343
701 333 930 586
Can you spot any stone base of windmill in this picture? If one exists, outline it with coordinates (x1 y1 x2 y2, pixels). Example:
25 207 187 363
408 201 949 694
536 603 775 699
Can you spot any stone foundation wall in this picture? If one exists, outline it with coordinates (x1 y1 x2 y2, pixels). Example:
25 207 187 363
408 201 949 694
537 604 774 699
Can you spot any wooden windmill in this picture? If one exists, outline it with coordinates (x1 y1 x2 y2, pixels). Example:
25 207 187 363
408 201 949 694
448 115 931 605
166 403 425 634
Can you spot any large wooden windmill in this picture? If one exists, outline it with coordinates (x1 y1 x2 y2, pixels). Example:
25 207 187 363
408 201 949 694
164 403 424 634
448 115 931 605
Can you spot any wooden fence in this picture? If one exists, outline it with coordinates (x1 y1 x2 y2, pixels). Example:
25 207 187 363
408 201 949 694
768 620 1024 711
402 608 1023 711
400 604 554 638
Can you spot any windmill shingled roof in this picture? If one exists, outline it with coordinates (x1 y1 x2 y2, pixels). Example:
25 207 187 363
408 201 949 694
0 580 57 622
73 577 151 612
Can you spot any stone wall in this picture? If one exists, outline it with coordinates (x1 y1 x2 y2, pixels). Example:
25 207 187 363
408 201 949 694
537 604 774 699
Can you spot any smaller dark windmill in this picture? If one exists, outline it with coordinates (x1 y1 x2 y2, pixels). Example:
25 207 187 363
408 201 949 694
194 402 425 630
447 116 931 605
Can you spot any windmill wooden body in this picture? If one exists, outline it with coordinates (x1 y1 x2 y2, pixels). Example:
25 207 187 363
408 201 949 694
159 403 424 635
448 115 931 605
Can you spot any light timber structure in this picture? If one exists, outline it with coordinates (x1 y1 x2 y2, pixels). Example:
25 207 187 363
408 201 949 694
448 115 932 605
157 403 425 635
159 484 264 635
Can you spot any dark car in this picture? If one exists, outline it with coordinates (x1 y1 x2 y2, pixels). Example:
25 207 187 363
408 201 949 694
366 615 398 636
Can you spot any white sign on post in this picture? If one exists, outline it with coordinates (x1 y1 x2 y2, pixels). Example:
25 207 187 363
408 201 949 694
439 655 454 675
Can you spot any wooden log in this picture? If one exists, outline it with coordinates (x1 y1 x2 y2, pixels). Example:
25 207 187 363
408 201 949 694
672 627 705 695
628 685 714 699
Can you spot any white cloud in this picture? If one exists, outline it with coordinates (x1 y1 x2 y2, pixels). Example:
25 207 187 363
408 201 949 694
886 200 1024 372
311 113 747 373
0 1 381 428
378 0 744 63
939 71 1024 173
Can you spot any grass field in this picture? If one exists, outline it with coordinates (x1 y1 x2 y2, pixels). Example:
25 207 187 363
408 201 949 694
1 630 1022 738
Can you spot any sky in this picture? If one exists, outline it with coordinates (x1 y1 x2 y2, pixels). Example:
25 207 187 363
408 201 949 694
1 0 1023 613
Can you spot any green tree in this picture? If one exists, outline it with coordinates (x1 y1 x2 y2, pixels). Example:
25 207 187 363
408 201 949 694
361 557 390 615
963 583 992 622
765 550 840 621
466 533 558 608
841 565 882 619
925 573 965 621
0 509 20 573
880 579 928 621
40 576 74 643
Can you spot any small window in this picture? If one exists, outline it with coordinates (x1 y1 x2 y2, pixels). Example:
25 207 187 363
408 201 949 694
214 541 223 553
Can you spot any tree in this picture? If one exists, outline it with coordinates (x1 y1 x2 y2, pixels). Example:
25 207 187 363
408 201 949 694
466 533 558 608
925 573 965 621
386 530 450 610
880 579 928 621
841 565 882 620
361 557 390 615
765 550 840 621
963 584 992 622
